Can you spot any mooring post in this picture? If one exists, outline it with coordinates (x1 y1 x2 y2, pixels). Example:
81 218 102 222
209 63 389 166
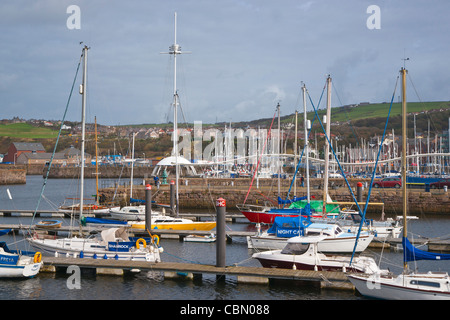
145 184 152 232
357 182 363 203
170 180 175 215
216 197 226 270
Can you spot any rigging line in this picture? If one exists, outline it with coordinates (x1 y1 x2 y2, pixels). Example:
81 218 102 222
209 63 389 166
243 109 277 205
407 72 440 134
331 81 360 147
30 53 83 227
283 82 326 206
177 56 191 125
307 89 363 216
350 74 400 265
177 93 190 130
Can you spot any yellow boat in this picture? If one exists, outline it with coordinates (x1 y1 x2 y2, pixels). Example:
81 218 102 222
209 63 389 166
130 214 216 231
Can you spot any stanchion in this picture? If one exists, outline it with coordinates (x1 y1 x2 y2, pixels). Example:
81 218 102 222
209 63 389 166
145 184 152 232
216 197 226 281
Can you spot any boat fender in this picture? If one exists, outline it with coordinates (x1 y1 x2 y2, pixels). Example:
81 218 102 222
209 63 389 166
103 254 108 259
34 252 42 263
80 251 84 258
152 235 160 246
136 238 147 249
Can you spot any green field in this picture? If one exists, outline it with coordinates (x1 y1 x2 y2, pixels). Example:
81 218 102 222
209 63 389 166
325 101 450 123
0 123 58 138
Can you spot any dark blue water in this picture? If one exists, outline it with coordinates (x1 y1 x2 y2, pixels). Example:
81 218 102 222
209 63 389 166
1 176 450 301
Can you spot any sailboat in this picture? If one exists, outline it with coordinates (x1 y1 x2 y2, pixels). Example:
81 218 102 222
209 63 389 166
128 13 216 232
236 105 329 225
237 79 343 225
58 118 120 215
0 242 41 278
248 83 373 252
347 68 450 300
27 46 162 263
247 216 374 253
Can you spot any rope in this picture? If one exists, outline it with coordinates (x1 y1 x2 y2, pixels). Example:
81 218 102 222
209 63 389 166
243 108 278 204
30 52 83 227
350 74 400 264
283 82 326 205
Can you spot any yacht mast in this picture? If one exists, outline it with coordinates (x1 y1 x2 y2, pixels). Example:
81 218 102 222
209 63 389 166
161 12 191 216
401 67 408 269
302 84 310 205
79 45 88 224
277 103 281 198
322 75 332 215
95 116 99 203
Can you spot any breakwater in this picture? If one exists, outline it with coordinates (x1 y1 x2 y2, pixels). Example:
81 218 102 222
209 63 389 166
0 167 26 184
45 165 152 179
99 178 450 215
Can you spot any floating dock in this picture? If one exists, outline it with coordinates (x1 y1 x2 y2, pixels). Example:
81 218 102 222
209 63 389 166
1 222 450 251
41 256 353 290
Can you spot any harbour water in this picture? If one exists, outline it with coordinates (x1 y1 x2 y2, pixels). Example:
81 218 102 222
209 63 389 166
1 176 450 301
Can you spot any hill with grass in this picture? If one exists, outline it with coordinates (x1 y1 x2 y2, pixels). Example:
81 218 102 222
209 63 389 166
1 100 449 157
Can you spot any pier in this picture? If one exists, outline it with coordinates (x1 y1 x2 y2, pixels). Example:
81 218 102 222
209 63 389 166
40 256 352 290
0 222 253 243
1 221 450 252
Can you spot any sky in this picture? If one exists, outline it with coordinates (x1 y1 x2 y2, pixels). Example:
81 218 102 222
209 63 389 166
1 0 449 126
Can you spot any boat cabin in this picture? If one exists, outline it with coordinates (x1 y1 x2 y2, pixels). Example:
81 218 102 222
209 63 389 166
280 236 326 255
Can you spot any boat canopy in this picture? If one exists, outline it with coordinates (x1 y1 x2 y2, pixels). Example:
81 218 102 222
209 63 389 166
267 216 312 238
277 196 307 204
82 217 127 226
288 199 340 214
403 237 450 262
100 228 129 244
0 229 11 236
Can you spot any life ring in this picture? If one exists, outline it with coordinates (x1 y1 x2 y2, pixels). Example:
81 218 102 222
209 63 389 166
136 238 147 249
93 205 98 210
34 252 42 263
152 235 160 246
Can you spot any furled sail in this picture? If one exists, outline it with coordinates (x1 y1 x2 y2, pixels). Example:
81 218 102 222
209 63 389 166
403 237 450 262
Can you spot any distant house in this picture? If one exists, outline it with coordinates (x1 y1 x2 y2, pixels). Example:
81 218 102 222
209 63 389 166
149 131 160 139
2 142 46 163
16 152 67 166
60 146 92 164
3 143 91 166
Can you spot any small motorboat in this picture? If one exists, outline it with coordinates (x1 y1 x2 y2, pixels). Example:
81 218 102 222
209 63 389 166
253 235 387 274
183 234 216 243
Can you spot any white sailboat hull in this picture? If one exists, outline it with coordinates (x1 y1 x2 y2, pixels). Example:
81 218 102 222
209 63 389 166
348 272 450 300
0 262 41 278
0 248 41 278
109 206 145 221
27 237 161 262
248 234 373 253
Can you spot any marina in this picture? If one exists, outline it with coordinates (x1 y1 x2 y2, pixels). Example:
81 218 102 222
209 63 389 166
1 221 450 252
1 5 450 303
0 176 449 301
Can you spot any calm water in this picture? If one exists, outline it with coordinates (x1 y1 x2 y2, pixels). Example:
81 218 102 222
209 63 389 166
1 175 450 301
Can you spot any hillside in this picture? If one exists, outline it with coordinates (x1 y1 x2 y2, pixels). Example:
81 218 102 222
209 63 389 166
1 100 450 157
0 123 58 139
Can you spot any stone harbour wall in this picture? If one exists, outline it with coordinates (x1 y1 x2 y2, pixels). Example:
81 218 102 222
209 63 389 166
99 178 450 216
0 167 26 185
